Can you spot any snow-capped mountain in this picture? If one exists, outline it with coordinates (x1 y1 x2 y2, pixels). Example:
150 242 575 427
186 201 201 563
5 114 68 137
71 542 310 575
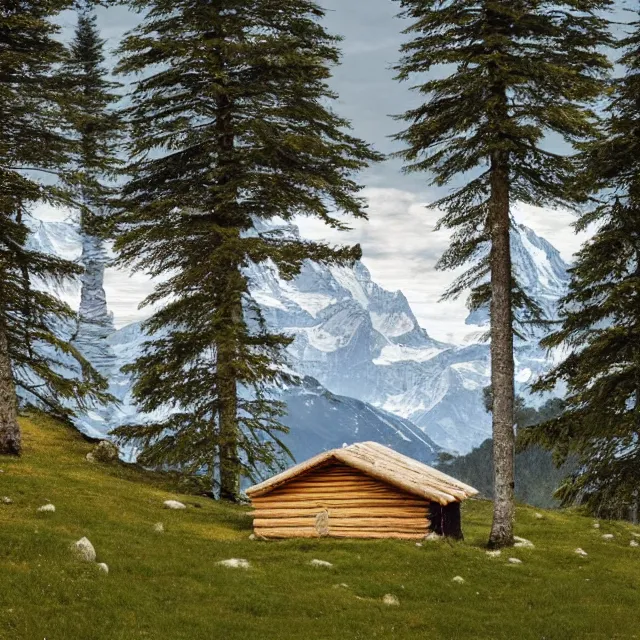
466 223 569 333
24 214 569 457
243 221 569 452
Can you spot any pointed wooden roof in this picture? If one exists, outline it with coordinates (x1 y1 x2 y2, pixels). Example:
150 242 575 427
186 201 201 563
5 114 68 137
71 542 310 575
246 441 479 505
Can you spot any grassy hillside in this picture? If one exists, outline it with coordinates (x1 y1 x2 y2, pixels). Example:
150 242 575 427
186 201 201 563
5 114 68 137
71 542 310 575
1 415 640 640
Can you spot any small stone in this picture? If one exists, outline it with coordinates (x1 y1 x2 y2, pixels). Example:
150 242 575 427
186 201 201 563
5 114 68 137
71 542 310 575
486 550 501 557
249 532 267 541
37 504 55 513
452 576 465 584
72 537 96 563
153 522 164 533
97 563 109 574
163 500 186 510
630 540 639 548
86 453 95 463
425 532 443 541
309 559 333 568
1 497 12 504
574 548 588 557
602 534 614 540
514 536 534 549
534 513 544 519
333 583 349 589
217 558 250 569
382 594 400 606
593 523 600 529
415 542 423 547
90 440 119 463
508 557 522 564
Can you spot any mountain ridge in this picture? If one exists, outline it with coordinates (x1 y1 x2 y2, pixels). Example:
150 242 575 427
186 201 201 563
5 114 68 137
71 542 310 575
23 213 569 457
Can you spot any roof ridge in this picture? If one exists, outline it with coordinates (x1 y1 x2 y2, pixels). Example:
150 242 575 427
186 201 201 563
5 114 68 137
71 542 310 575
246 441 478 504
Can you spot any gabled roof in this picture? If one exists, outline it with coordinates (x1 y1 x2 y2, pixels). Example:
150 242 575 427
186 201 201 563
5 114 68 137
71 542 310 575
246 441 479 505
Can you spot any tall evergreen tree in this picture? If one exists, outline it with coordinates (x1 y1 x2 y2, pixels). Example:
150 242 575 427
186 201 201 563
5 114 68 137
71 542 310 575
522 10 640 519
110 0 382 500
0 0 111 455
391 0 611 546
68 1 121 374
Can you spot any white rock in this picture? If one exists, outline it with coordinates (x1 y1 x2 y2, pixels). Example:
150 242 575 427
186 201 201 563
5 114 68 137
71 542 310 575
514 536 534 549
574 548 588 557
217 558 250 569
631 533 640 538
97 563 109 574
86 453 95 463
163 500 186 510
333 583 349 589
602 534 614 540
630 540 639 548
37 504 55 513
508 557 522 564
415 542 423 547
72 537 96 563
382 594 400 606
425 532 443 541
153 522 164 533
486 550 501 558
309 559 333 568
452 576 465 584
1 497 12 504
534 513 544 519
593 523 600 529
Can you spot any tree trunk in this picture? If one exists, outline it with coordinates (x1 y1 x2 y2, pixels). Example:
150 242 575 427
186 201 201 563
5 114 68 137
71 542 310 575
0 314 20 456
488 148 515 548
218 286 242 502
216 267 242 504
215 74 241 501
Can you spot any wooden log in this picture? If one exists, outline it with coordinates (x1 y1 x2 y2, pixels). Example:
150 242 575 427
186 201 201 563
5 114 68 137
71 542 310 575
277 482 395 492
250 498 429 509
254 487 414 499
256 487 412 502
327 518 427 527
251 507 429 518
253 527 426 540
253 517 427 528
329 526 427 533
254 528 320 539
328 530 425 540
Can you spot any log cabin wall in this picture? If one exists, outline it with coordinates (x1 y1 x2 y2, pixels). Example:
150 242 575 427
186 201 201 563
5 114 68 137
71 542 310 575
250 461 431 540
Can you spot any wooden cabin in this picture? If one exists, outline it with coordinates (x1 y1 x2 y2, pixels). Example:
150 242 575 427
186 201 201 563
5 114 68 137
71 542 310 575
246 441 478 540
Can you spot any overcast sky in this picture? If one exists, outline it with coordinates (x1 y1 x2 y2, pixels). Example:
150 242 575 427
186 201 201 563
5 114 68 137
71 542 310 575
43 0 635 343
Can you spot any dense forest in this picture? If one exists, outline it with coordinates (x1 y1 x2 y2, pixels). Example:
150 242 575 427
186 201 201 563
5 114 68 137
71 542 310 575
438 395 572 509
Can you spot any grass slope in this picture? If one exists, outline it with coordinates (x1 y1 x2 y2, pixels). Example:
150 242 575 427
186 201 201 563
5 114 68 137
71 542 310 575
1 415 640 640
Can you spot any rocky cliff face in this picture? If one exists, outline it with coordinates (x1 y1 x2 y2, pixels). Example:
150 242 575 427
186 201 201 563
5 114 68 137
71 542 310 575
24 215 569 457
243 221 568 453
72 231 117 375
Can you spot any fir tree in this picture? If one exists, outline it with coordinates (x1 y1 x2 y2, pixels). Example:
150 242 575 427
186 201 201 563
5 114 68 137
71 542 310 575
110 0 383 500
0 0 112 455
391 0 611 546
522 10 640 520
67 0 121 373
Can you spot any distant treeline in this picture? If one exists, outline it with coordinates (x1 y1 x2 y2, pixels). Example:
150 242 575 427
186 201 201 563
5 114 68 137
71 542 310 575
439 397 573 509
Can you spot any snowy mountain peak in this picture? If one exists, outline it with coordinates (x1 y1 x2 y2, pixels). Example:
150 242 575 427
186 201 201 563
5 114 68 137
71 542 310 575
26 214 569 456
466 223 570 333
